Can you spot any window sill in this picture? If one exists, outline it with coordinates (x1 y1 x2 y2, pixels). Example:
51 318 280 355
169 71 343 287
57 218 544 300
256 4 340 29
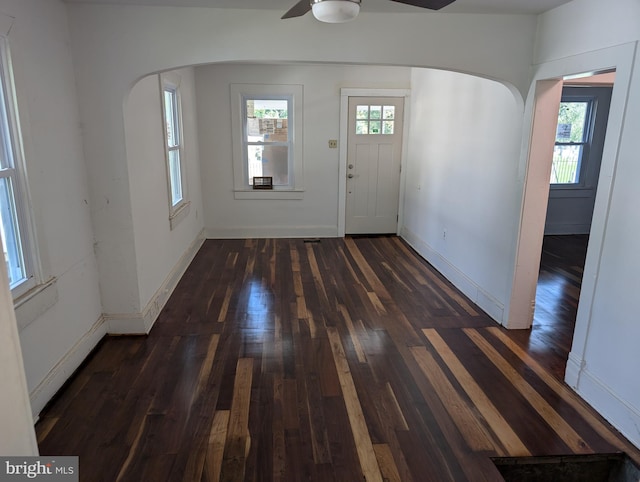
14 277 58 331
233 190 304 200
169 200 191 230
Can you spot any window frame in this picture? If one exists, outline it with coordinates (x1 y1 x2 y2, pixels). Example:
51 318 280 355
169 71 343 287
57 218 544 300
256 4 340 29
230 84 304 200
550 95 596 188
0 37 39 298
160 74 189 228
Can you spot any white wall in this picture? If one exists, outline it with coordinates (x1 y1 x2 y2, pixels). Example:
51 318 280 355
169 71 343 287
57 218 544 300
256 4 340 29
532 0 640 447
402 68 523 323
0 0 104 418
124 67 204 331
195 63 410 238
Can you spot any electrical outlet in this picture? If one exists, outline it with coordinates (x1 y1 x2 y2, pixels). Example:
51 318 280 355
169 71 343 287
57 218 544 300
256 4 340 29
328 139 338 148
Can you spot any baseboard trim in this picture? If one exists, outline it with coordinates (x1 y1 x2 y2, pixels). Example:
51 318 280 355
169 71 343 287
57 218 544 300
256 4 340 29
400 227 505 324
29 315 107 418
573 367 640 449
205 225 338 239
564 351 584 388
105 229 206 335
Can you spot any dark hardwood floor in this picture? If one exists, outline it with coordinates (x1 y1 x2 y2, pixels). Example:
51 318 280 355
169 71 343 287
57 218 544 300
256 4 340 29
508 234 589 381
36 236 638 481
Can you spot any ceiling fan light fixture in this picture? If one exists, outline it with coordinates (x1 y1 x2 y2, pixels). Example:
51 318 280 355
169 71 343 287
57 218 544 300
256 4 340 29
311 0 361 23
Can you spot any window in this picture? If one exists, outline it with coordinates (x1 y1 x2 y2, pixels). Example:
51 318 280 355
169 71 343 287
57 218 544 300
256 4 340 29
356 104 395 135
160 74 190 229
162 82 184 206
231 84 303 199
550 99 593 185
244 98 291 187
0 38 36 297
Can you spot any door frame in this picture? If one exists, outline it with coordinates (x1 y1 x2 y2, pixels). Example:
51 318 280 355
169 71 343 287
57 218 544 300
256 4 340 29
506 43 634 388
338 88 411 237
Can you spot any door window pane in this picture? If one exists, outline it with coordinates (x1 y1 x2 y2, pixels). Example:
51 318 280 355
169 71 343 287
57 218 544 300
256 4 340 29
370 105 382 119
355 104 395 135
356 105 369 119
356 121 369 135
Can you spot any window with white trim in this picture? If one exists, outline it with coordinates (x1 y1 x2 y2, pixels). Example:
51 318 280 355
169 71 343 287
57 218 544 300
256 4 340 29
160 75 189 227
231 84 304 199
0 38 37 298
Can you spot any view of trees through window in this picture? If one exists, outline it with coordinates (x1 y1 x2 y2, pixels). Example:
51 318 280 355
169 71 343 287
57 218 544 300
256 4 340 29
551 100 590 184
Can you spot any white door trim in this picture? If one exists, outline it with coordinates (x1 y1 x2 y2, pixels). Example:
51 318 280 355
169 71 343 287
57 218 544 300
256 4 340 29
339 88 411 237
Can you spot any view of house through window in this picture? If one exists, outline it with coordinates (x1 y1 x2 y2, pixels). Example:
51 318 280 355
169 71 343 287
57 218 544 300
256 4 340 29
551 100 591 184
244 98 291 186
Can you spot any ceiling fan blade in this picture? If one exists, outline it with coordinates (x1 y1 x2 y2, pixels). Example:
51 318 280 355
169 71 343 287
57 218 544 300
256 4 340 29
389 0 456 10
282 0 312 19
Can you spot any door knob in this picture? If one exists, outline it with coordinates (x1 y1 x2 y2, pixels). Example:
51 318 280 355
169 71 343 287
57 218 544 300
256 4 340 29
348 173 354 178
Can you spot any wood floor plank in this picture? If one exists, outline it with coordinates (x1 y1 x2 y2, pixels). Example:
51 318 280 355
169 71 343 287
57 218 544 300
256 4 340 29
203 410 230 482
220 358 254 482
423 328 531 456
373 444 402 482
327 326 383 482
410 345 502 453
464 328 592 454
486 326 640 461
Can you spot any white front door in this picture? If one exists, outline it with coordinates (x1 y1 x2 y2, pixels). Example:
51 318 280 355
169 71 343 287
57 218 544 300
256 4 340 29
345 96 404 234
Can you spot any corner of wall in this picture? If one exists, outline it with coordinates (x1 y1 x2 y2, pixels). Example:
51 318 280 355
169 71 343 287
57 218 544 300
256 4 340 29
400 226 505 325
105 228 206 335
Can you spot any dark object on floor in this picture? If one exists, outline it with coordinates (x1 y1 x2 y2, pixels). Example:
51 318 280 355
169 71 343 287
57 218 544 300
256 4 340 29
493 453 640 482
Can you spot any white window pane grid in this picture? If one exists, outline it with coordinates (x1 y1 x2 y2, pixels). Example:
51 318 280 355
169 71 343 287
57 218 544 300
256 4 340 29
355 104 394 135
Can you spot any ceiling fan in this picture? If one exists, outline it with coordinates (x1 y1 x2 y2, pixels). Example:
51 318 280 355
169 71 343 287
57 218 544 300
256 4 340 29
282 0 456 23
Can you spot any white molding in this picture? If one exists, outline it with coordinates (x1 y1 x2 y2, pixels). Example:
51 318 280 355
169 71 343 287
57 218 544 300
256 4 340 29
564 351 584 388
401 226 505 324
339 88 411 237
572 367 640 449
230 83 304 193
233 189 304 200
14 277 58 331
169 200 191 231
29 315 107 419
206 225 337 239
0 13 14 37
106 229 205 334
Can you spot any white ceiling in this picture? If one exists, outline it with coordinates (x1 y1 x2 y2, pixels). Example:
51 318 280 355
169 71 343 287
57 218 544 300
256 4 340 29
62 0 573 16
